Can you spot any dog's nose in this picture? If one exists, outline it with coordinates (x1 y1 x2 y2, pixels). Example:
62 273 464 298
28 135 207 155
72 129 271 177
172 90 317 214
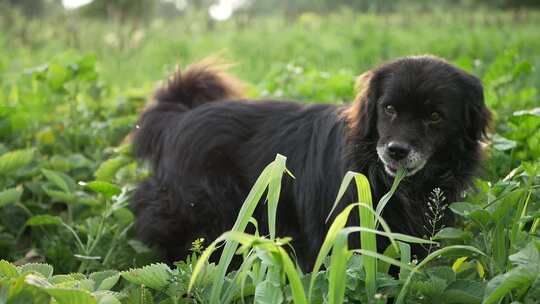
387 141 411 161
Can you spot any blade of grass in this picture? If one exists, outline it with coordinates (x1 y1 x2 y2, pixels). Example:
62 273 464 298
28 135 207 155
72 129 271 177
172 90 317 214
228 252 258 304
398 241 411 280
310 201 410 301
328 227 353 304
322 169 406 301
351 248 414 271
267 155 286 240
211 155 286 303
379 243 399 275
328 227 415 304
493 222 507 272
375 167 406 220
188 155 288 304
331 227 436 244
355 173 377 300
277 247 308 304
309 203 357 302
325 171 357 223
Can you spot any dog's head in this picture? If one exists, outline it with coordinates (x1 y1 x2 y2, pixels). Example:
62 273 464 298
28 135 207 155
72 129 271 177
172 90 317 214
348 55 491 177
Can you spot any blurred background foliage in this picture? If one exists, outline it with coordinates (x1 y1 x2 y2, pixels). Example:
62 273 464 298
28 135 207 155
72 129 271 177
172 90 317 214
2 0 539 86
0 0 539 275
0 1 539 303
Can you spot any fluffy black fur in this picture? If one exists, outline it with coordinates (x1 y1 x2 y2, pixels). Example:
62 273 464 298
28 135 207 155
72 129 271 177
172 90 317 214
131 56 491 270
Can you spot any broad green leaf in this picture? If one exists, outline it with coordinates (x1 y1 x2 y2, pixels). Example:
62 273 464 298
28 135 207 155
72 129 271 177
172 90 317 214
0 260 18 278
0 187 22 208
396 245 486 304
469 209 492 227
89 270 120 291
450 202 481 217
19 263 54 278
25 273 54 288
45 288 96 304
121 263 172 291
41 169 76 193
113 208 134 226
426 266 456 284
7 273 26 300
42 185 77 203
0 148 34 176
50 274 83 285
96 294 121 304
26 215 64 226
483 266 537 304
124 285 154 304
254 280 284 304
525 275 540 302
95 157 130 182
492 134 517 151
76 54 98 81
411 276 447 300
47 63 71 90
433 227 468 240
86 181 121 199
490 189 524 221
445 280 484 304
512 60 532 78
508 241 540 268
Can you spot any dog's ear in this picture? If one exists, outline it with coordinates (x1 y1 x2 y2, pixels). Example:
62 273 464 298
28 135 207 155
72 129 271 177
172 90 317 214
345 69 384 139
461 74 491 145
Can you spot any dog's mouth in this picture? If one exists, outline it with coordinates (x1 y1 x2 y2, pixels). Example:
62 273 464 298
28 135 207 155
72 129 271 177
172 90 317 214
384 162 401 175
376 145 428 177
382 161 422 177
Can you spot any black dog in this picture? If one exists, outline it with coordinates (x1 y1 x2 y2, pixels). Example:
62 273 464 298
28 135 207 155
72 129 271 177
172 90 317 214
131 56 490 270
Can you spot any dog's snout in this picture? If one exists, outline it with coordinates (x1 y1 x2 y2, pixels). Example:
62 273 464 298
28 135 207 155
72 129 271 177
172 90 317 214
386 141 411 161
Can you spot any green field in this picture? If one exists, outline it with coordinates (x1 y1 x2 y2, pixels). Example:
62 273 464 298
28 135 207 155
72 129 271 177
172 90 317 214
1 5 540 304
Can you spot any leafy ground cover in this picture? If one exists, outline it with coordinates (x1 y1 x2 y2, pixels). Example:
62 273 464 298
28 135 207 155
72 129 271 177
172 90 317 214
0 9 539 304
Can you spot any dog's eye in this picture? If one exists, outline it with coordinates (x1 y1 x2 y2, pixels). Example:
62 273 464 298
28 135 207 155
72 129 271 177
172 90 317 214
429 111 442 123
384 105 397 116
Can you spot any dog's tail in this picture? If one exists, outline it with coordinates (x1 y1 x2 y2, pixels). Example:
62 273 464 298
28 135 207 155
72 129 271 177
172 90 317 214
133 59 245 162
154 59 245 108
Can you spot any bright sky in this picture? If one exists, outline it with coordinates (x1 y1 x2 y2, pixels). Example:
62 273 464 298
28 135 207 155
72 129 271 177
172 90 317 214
209 0 246 21
62 0 93 10
62 0 246 20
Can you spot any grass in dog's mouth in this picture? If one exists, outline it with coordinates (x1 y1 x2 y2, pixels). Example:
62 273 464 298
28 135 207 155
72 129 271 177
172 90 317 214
386 163 409 176
395 166 408 179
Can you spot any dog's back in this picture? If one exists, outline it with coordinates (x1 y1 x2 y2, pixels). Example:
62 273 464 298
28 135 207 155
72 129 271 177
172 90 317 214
132 60 245 166
130 60 346 267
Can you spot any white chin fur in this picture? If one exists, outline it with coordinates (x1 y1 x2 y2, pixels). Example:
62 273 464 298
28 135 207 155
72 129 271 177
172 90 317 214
383 159 426 177
376 145 428 177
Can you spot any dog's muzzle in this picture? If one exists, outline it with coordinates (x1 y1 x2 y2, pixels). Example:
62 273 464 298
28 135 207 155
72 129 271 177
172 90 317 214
376 141 428 176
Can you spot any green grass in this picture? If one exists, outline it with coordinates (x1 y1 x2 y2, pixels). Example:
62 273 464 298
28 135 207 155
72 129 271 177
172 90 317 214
0 7 540 304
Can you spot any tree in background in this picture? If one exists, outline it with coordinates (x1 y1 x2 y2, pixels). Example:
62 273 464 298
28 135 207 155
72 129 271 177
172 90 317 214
2 0 45 17
80 0 155 24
